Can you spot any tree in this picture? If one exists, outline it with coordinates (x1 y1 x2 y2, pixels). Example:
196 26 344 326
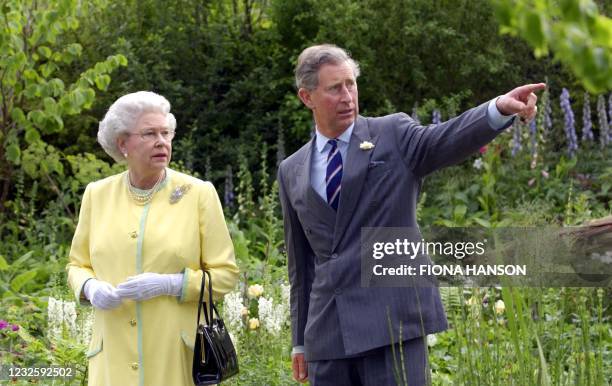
493 0 612 93
0 0 126 208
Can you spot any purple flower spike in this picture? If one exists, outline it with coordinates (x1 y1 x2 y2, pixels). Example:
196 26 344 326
597 95 609 148
543 92 553 133
582 92 594 142
224 165 235 209
432 109 441 125
529 120 537 156
0 320 8 330
11 324 19 332
560 88 578 157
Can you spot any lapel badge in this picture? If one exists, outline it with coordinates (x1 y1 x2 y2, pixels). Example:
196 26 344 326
359 141 375 150
169 184 192 204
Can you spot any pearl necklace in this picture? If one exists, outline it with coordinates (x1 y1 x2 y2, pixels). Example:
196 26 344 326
125 169 166 205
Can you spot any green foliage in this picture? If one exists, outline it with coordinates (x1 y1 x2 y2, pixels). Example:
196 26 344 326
0 1 610 384
493 0 612 92
428 287 611 385
0 0 126 210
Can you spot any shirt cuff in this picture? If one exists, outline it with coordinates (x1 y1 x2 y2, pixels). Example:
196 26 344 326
487 97 515 130
292 346 305 355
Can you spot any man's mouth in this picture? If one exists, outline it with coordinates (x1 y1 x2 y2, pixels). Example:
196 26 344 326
338 109 354 117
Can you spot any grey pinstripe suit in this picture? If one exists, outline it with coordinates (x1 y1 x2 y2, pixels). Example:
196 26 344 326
278 102 507 371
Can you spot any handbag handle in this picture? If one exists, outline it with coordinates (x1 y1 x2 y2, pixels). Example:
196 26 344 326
197 271 220 327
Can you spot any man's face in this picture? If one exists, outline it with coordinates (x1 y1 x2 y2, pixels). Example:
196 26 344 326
298 61 358 138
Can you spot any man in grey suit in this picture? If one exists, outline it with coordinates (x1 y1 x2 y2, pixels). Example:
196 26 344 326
278 44 544 385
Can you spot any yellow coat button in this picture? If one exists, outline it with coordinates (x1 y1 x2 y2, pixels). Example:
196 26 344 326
129 231 138 239
130 319 137 326
131 363 139 370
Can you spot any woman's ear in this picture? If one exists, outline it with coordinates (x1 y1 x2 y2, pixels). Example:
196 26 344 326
117 135 128 157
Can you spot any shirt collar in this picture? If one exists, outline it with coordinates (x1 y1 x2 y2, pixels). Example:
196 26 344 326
315 122 355 153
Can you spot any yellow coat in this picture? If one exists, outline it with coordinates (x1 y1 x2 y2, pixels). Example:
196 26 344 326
66 169 239 386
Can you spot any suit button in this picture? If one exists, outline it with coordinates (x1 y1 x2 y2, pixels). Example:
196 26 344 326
331 253 338 259
129 231 138 239
129 319 137 327
334 288 342 295
130 362 139 370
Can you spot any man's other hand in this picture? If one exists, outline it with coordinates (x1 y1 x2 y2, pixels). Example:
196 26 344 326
496 83 547 123
292 353 308 383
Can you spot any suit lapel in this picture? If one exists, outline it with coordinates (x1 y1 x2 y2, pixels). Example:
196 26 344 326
332 116 372 250
296 136 336 222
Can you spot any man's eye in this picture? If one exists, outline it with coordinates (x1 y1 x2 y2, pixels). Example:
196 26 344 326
143 132 155 138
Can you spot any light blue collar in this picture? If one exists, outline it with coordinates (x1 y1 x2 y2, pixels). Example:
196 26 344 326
315 122 355 153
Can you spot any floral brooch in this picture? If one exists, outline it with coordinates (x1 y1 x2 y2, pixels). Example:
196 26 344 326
169 184 192 204
359 141 375 150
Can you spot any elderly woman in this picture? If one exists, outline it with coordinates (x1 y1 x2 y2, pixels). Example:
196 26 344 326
66 91 239 386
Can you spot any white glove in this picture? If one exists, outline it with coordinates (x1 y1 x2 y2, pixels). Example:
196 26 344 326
83 279 122 310
115 273 183 301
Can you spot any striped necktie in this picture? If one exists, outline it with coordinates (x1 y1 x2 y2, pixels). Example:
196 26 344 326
326 139 343 210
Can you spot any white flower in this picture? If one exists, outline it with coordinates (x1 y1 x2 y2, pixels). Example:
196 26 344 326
47 297 63 342
62 300 77 337
79 308 94 345
47 297 87 344
258 296 288 336
224 291 245 332
494 299 505 314
280 283 290 308
473 158 484 170
247 284 264 299
427 334 438 347
359 141 375 150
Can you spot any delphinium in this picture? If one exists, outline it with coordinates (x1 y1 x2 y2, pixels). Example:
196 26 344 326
543 89 553 134
224 165 235 209
581 92 594 143
432 109 441 125
529 119 538 161
560 88 578 157
598 95 610 148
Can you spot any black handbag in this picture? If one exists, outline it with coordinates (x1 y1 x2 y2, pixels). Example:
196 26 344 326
192 271 239 385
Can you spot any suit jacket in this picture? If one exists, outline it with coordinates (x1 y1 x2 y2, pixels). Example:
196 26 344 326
278 102 508 361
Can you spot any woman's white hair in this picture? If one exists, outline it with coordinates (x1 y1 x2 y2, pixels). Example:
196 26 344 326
97 91 177 162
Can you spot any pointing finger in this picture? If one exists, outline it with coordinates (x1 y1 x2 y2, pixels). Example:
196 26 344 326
517 83 546 94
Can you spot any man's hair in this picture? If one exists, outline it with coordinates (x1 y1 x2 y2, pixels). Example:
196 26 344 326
295 44 360 90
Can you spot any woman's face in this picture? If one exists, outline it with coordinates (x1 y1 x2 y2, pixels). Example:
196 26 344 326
117 112 173 177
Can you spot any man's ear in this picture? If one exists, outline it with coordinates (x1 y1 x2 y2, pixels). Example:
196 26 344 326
298 88 315 110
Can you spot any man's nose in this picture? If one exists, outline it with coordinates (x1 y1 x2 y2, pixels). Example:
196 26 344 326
339 85 353 103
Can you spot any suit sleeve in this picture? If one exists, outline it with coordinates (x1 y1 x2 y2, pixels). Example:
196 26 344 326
393 101 511 177
278 165 315 348
179 181 239 303
66 183 96 304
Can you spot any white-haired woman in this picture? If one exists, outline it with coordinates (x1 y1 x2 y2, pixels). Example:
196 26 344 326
66 91 239 386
